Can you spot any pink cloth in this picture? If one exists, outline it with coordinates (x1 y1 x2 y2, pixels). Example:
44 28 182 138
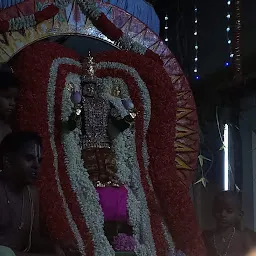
96 186 128 222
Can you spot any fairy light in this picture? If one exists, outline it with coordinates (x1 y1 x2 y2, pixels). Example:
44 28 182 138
225 0 233 67
193 5 199 79
164 14 169 45
234 0 242 75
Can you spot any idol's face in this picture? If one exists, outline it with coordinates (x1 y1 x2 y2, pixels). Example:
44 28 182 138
82 82 98 97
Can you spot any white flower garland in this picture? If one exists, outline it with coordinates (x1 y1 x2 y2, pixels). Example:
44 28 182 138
9 14 36 31
47 58 114 256
46 56 175 255
61 72 115 256
54 0 70 9
47 58 86 255
97 62 157 256
77 0 101 20
117 35 147 55
97 61 176 254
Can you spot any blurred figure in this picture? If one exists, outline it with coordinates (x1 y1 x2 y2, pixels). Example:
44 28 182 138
246 248 256 256
203 191 255 256
0 69 19 142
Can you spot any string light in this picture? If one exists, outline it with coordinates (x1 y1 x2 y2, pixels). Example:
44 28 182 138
193 4 199 80
234 0 242 75
164 14 169 45
225 0 233 66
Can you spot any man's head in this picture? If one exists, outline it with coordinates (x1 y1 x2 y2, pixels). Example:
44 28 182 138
0 70 19 120
213 191 242 229
0 131 42 186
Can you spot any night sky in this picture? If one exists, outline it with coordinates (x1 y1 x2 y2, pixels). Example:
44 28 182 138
154 0 256 81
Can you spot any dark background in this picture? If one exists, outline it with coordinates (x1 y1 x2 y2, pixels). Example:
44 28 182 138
154 0 256 82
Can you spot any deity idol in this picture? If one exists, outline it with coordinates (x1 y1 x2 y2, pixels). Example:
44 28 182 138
67 53 137 244
13 41 206 256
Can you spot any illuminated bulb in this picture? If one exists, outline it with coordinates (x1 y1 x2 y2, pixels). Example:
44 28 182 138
227 1 231 5
227 14 231 18
195 57 198 61
230 53 234 58
195 19 198 23
226 27 230 32
228 40 231 44
165 26 168 30
165 38 168 42
196 76 199 80
195 45 198 49
225 62 229 66
194 7 197 11
194 31 198 35
165 16 168 21
194 68 198 73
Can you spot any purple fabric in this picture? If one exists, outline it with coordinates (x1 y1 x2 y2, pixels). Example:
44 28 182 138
96 186 128 221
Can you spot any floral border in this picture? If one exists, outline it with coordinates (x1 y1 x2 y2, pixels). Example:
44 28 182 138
47 63 87 255
97 63 156 255
60 72 116 256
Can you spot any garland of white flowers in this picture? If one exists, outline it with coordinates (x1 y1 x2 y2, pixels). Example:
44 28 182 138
46 56 176 255
47 58 114 256
61 72 115 256
8 0 69 31
9 14 36 30
46 59 87 255
97 62 157 255
97 62 176 254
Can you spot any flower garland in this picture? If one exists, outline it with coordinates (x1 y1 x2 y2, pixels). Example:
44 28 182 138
94 50 206 256
12 42 83 243
0 0 161 63
96 61 170 255
95 69 156 255
47 64 87 255
13 41 205 255
61 73 115 256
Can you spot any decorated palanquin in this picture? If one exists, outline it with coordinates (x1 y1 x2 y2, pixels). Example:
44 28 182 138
0 0 206 255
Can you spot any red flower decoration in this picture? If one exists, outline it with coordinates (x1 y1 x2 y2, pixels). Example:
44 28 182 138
12 42 94 255
12 42 205 256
